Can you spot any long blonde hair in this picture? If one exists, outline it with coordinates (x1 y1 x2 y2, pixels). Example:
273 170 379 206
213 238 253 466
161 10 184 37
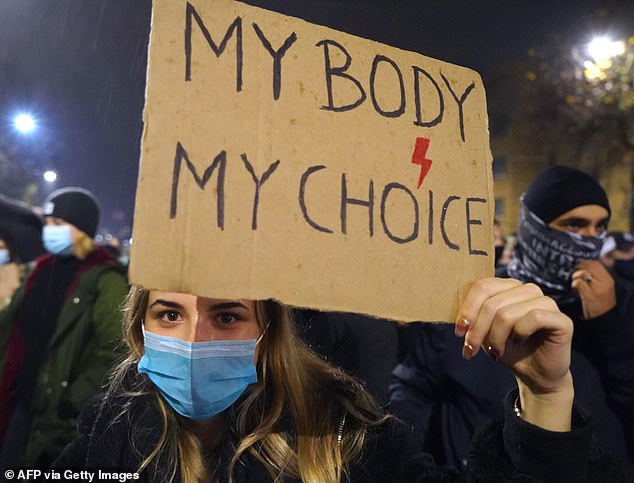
72 230 96 260
110 286 389 483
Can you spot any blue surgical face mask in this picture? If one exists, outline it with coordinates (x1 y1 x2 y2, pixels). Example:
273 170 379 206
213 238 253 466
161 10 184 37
0 249 10 265
138 329 259 420
42 225 74 256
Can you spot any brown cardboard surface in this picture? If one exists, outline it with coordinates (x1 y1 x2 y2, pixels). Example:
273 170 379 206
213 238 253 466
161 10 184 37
130 0 494 323
0 263 20 307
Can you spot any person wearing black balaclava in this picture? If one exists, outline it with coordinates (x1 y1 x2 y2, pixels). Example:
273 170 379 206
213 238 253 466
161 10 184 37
506 165 614 319
0 187 129 471
389 166 634 474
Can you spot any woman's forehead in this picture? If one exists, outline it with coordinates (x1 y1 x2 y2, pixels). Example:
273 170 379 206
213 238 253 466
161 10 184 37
147 290 256 309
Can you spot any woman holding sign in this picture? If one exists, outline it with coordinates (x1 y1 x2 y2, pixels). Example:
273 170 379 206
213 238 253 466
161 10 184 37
53 279 627 482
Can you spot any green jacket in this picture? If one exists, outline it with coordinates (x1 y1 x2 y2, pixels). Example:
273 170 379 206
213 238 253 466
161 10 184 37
0 250 128 466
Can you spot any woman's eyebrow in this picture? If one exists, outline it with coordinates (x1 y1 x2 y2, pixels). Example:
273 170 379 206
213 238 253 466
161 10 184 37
209 301 249 311
149 299 184 309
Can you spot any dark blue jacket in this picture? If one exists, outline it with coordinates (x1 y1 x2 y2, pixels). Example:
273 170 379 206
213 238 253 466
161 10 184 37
389 268 634 471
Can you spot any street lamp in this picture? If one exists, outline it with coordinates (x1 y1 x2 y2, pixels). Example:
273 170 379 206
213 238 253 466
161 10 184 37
43 170 57 183
584 36 626 80
13 113 37 134
588 36 626 62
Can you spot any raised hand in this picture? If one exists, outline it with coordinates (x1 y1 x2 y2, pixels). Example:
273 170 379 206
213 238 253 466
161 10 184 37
572 260 616 319
455 278 574 431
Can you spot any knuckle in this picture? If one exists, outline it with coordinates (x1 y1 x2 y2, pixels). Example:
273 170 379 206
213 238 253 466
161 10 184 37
472 278 493 293
541 295 559 311
507 277 523 288
482 298 501 318
523 282 543 297
496 305 515 324
527 307 546 324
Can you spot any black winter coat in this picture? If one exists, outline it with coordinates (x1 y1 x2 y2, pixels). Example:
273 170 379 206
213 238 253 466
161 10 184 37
390 267 634 473
51 372 627 483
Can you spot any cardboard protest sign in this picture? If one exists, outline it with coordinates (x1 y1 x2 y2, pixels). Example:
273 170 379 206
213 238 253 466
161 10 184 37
130 0 494 323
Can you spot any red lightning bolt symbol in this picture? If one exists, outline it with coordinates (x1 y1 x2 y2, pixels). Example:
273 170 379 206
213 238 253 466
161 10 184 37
411 137 433 189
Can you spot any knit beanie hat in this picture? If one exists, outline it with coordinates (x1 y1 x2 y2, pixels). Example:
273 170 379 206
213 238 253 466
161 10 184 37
523 166 611 224
42 187 100 238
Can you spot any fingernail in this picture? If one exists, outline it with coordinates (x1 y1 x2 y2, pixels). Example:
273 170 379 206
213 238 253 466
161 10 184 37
454 318 470 337
485 345 500 362
462 341 475 360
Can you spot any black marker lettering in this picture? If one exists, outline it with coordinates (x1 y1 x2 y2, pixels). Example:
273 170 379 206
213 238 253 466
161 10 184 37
241 154 281 230
170 142 226 229
380 183 419 244
185 4 242 91
299 165 333 233
370 55 406 118
316 39 366 112
252 23 297 101
428 189 434 245
466 197 488 256
440 195 461 250
341 174 374 236
440 72 475 142
413 66 444 128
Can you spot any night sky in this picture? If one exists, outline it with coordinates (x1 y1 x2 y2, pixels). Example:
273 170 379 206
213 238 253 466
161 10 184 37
0 0 632 237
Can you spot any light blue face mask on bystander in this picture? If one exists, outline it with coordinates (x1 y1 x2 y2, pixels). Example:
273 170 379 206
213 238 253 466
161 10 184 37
138 329 259 420
42 225 74 256
0 249 10 265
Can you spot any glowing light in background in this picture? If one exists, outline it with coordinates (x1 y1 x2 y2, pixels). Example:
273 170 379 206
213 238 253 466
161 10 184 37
43 170 57 183
587 36 625 62
584 36 626 80
13 113 37 134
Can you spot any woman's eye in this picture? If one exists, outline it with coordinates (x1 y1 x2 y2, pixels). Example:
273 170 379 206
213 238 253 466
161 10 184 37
158 310 182 323
216 312 238 325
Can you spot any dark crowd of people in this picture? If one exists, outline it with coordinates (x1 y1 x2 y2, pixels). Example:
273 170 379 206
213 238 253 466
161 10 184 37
0 166 633 482
0 189 128 470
